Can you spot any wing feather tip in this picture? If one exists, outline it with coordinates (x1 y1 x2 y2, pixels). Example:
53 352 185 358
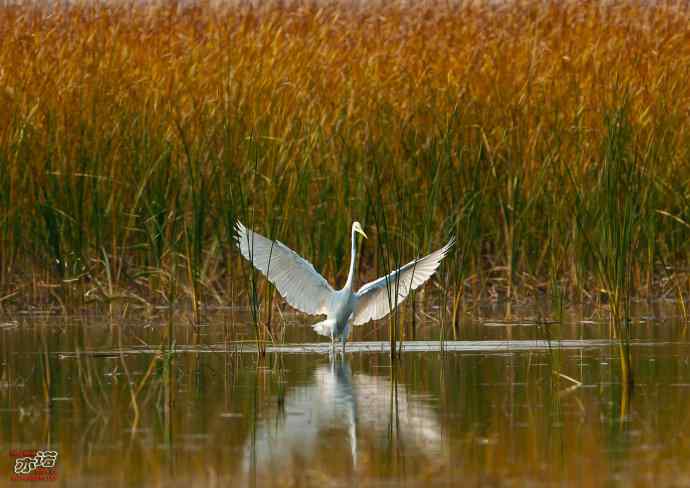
233 220 246 243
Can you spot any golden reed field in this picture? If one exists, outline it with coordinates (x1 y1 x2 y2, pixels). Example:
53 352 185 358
1 0 690 319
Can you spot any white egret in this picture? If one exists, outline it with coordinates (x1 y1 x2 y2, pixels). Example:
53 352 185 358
235 220 454 350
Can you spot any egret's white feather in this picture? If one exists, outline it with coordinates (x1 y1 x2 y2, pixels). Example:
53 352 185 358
312 319 337 336
235 221 334 316
352 237 455 326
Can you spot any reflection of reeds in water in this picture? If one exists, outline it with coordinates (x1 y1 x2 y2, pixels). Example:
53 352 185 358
3 322 690 486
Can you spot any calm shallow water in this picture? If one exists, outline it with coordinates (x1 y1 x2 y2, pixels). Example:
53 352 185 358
1 310 690 487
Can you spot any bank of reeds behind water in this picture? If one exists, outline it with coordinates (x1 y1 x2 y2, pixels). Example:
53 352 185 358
1 1 690 319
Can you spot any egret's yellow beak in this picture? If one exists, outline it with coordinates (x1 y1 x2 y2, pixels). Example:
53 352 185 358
353 221 367 239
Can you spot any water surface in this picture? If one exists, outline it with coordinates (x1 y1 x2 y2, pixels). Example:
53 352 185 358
1 311 689 486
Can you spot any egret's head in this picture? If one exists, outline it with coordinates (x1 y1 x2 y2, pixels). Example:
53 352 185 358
352 221 367 239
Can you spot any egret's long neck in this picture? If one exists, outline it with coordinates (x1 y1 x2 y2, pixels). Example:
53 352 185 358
344 229 358 290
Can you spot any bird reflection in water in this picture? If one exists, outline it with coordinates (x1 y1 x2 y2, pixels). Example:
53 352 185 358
243 356 444 484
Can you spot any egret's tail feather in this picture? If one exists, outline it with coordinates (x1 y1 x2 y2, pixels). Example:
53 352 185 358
312 319 336 337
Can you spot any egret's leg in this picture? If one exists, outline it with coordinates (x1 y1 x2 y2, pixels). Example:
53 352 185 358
341 320 351 355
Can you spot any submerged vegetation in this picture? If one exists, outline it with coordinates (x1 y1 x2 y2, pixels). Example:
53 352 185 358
1 0 690 322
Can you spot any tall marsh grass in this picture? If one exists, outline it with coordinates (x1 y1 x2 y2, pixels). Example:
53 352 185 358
1 1 690 318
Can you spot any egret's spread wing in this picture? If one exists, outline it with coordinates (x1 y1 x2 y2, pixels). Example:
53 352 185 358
235 221 334 315
352 237 455 325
